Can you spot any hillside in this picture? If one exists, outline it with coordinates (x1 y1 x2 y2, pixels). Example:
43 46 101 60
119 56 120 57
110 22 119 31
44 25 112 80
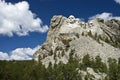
34 15 120 67
32 15 120 80
0 56 120 80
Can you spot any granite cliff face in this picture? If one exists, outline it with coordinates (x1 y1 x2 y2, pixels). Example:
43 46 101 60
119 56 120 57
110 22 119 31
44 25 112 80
34 15 120 67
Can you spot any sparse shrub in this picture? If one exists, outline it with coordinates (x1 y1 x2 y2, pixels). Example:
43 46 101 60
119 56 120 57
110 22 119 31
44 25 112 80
87 30 92 37
43 54 46 59
54 52 57 60
61 50 65 57
76 33 79 38
81 32 84 36
49 49 54 56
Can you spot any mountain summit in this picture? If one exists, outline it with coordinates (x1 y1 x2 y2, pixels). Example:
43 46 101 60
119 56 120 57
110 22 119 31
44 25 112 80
34 15 120 67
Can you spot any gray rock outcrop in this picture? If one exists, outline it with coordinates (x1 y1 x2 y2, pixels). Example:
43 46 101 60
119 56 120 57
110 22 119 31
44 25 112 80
34 15 120 67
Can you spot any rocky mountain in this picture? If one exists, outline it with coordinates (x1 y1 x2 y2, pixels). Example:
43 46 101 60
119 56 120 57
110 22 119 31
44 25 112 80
34 15 120 67
33 15 120 80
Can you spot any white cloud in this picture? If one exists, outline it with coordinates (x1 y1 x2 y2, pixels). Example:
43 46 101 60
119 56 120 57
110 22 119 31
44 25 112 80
89 12 120 21
0 45 40 60
0 52 9 60
114 0 120 4
0 0 48 37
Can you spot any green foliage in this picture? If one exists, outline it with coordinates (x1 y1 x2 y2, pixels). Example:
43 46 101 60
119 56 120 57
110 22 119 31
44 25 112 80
61 50 65 57
75 33 79 38
82 54 92 68
0 54 120 80
49 49 54 56
93 55 107 73
43 54 46 59
79 54 119 80
81 32 84 36
87 31 101 43
53 52 57 60
108 58 118 80
87 30 93 40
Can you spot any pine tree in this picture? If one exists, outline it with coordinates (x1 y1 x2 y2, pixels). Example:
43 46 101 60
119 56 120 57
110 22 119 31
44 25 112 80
94 55 107 73
108 58 118 80
117 58 120 80
82 54 92 68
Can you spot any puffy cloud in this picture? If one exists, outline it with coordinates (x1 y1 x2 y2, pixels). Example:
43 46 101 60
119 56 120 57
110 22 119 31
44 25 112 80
0 0 48 37
89 12 120 21
10 45 40 60
0 52 9 60
0 45 40 60
114 0 120 4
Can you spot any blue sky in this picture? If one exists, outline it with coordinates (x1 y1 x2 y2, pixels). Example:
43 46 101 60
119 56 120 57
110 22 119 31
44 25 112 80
0 0 120 60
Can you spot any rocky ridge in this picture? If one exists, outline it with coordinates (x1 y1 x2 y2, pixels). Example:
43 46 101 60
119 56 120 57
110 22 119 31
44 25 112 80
34 15 120 67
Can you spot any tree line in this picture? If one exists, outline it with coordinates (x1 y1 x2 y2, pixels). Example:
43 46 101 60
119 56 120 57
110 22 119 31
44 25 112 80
0 53 120 80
